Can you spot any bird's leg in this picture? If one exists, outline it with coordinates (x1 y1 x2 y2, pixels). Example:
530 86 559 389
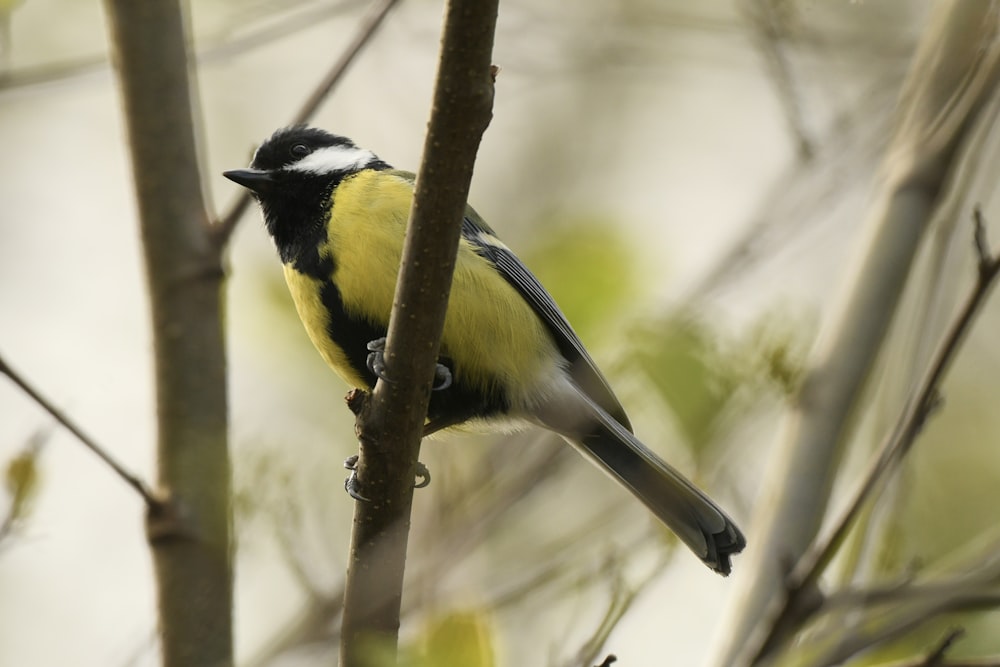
366 337 452 390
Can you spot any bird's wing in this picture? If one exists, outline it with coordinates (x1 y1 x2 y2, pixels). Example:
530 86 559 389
384 170 632 431
461 210 633 433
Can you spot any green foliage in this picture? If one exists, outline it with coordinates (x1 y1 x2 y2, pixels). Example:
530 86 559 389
404 610 496 667
630 317 737 453
5 439 40 523
628 308 811 457
521 217 639 342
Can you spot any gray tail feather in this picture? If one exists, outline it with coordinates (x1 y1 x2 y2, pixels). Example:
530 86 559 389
536 387 746 575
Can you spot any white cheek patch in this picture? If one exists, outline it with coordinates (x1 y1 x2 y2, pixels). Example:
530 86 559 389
289 144 377 175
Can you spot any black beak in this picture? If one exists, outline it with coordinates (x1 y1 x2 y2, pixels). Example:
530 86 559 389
223 169 275 195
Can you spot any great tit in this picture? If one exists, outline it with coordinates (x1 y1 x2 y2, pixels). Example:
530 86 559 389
224 126 746 575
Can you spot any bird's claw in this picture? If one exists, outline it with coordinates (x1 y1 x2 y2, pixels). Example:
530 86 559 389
366 337 391 383
343 454 432 498
343 455 370 502
366 337 452 391
414 461 431 488
432 363 452 391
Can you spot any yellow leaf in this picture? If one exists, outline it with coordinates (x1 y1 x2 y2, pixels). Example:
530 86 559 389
412 610 496 667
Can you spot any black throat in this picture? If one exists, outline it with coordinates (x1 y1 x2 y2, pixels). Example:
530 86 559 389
259 174 338 277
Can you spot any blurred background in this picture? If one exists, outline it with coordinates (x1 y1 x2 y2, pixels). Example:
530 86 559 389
7 0 1000 665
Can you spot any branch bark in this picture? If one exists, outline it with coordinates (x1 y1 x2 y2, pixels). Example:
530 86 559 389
714 3 1000 664
338 0 498 665
340 0 498 667
103 1 232 666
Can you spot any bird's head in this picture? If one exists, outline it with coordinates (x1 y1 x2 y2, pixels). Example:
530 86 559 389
224 126 390 261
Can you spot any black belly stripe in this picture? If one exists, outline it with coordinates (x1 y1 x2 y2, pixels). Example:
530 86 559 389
318 279 385 389
321 284 512 424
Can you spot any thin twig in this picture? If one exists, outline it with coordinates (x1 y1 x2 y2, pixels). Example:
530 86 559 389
752 213 1000 663
743 0 814 159
794 212 1000 583
923 628 966 665
566 552 669 667
213 0 401 246
0 0 362 93
0 353 158 506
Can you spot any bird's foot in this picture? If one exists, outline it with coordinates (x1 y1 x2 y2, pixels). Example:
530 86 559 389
366 338 391 383
343 454 432 500
414 461 431 488
343 455 369 502
366 337 452 391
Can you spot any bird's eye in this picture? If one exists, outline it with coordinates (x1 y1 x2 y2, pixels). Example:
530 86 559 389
290 143 311 158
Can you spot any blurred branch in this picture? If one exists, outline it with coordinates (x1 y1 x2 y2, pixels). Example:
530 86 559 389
103 0 232 664
246 432 667 665
758 531 1000 666
742 0 814 159
338 0 497 663
212 0 400 246
0 353 157 505
915 627 965 666
795 210 1000 577
685 73 900 302
715 4 1000 664
0 0 367 93
245 436 565 666
750 212 1000 662
564 552 669 667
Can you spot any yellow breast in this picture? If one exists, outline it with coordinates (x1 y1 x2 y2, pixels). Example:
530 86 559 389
282 170 558 401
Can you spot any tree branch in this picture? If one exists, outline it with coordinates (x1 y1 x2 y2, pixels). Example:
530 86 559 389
0 0 369 94
338 0 498 663
714 4 1000 663
749 213 1000 663
103 0 232 665
0 353 157 505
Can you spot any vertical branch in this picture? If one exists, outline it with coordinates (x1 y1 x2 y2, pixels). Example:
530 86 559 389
714 2 1000 664
338 0 498 664
103 1 232 666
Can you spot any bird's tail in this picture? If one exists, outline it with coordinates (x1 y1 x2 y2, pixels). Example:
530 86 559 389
533 383 746 575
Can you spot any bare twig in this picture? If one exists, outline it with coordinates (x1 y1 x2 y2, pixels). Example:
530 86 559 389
566 553 669 667
0 0 363 93
794 214 1000 577
0 353 157 506
923 628 966 665
213 0 401 245
750 215 1000 663
743 0 814 159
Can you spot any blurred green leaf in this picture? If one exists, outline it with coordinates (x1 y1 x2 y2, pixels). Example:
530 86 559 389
5 445 39 521
522 218 639 342
407 609 496 667
629 308 810 456
631 317 734 452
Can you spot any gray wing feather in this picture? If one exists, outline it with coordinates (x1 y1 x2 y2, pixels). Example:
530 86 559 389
461 214 633 432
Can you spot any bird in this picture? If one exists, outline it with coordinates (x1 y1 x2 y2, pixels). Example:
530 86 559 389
224 125 746 575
